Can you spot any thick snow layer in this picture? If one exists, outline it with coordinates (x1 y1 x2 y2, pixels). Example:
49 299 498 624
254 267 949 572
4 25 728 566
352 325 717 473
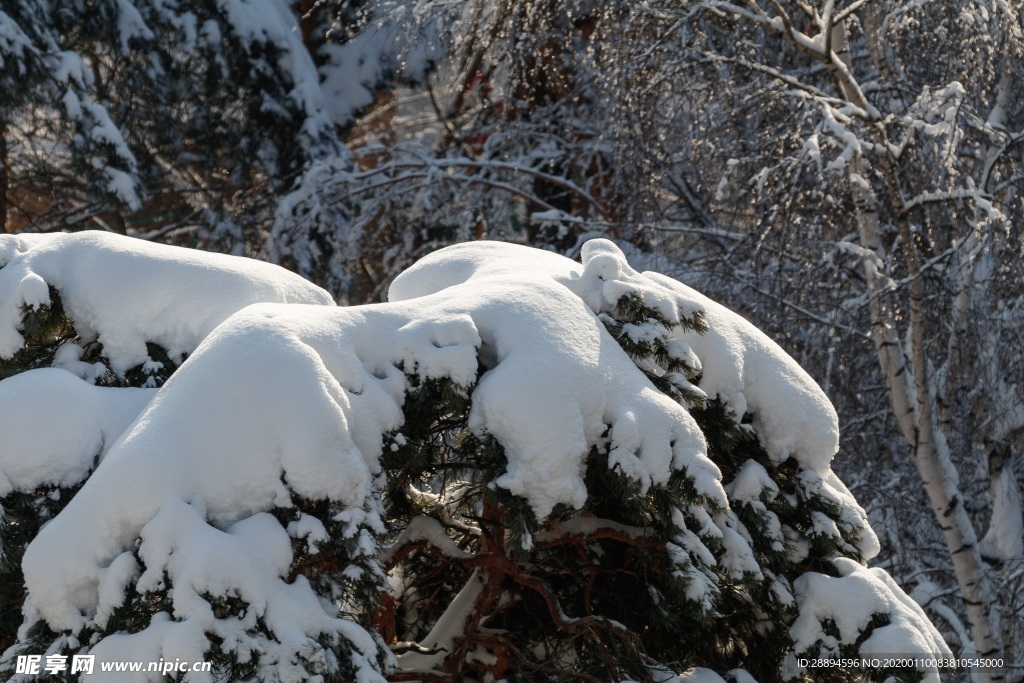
20 242 727 675
391 240 880 563
390 242 722 514
84 505 388 683
790 558 952 682
391 239 840 473
0 368 154 495
640 268 839 471
14 238 903 679
0 231 334 374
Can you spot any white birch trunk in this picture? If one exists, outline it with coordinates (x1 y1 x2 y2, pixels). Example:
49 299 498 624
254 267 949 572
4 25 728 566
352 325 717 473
831 17 1003 678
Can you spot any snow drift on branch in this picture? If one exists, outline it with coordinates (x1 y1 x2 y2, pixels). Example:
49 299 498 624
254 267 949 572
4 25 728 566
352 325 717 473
392 238 842 474
0 232 335 375
18 239 725 677
10 237 946 680
791 558 951 682
0 367 154 495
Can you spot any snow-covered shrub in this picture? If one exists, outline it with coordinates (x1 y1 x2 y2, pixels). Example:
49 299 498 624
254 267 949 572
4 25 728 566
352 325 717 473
0 236 948 682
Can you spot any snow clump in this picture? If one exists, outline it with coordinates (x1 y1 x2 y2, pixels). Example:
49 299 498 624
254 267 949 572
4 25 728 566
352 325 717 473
0 231 335 375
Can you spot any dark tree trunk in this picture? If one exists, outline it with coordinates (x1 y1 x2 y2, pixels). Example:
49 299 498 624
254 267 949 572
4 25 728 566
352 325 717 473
0 123 8 234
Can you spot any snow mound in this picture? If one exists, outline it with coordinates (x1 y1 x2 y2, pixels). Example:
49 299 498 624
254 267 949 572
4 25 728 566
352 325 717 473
391 244 722 514
641 266 839 471
392 240 876 561
392 239 840 472
463 276 719 514
15 238 908 679
20 249 726 675
791 557 952 682
0 231 335 375
0 368 154 496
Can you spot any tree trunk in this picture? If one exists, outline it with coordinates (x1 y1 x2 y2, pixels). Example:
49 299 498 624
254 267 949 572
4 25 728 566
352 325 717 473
831 18 1002 677
899 218 1002 672
0 124 8 234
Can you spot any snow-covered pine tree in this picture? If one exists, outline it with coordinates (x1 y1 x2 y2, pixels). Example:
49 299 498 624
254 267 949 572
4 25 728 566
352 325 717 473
0 0 401 266
0 236 948 682
0 231 334 651
379 240 949 683
0 0 142 228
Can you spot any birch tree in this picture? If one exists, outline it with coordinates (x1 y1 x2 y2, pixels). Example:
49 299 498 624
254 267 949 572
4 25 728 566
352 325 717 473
343 0 1024 675
660 0 1024 677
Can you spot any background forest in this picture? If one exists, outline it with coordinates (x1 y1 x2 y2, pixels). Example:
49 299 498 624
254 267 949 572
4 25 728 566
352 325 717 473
1 0 1023 679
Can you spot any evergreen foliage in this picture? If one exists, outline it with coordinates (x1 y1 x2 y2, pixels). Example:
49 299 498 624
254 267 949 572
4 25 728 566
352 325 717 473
0 485 67 653
0 276 175 652
0 0 383 250
372 289 915 682
0 237 948 682
0 287 76 382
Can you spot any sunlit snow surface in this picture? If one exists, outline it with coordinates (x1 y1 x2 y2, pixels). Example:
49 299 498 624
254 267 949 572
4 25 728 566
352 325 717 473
6 237 949 681
0 368 154 495
0 231 335 375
